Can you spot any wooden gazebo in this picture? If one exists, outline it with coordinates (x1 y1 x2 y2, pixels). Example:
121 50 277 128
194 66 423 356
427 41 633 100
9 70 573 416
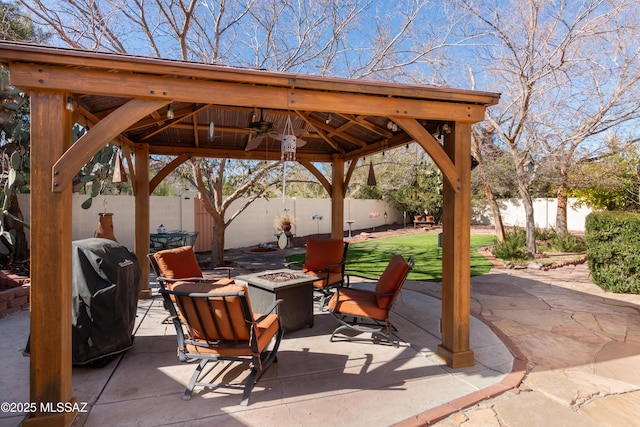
0 42 499 426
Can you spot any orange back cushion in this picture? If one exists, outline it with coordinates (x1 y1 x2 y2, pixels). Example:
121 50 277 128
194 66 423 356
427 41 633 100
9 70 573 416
375 255 410 308
172 282 251 342
304 238 345 273
153 246 202 279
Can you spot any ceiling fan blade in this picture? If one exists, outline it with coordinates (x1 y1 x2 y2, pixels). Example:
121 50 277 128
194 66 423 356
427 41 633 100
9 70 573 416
245 135 265 151
295 138 308 147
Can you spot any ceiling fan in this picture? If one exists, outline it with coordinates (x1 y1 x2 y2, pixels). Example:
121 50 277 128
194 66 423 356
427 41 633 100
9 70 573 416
245 108 309 151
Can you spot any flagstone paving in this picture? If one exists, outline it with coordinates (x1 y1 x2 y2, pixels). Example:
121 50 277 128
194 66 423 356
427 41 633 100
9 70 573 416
422 263 640 427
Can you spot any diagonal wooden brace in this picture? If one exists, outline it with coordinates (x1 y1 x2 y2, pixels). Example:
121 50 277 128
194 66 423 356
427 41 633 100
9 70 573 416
52 98 168 192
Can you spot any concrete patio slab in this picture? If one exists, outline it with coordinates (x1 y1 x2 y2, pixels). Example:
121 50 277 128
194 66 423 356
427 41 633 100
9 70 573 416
0 280 514 427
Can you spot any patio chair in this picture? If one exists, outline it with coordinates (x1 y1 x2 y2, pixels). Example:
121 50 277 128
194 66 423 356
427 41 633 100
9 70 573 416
300 238 349 310
160 281 283 405
148 245 233 291
327 254 414 347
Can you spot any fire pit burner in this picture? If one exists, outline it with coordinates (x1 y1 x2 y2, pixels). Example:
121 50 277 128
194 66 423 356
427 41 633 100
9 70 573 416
258 272 305 282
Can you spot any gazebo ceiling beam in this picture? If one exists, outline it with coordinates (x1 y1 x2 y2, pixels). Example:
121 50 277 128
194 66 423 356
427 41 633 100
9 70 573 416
145 145 335 162
9 63 488 122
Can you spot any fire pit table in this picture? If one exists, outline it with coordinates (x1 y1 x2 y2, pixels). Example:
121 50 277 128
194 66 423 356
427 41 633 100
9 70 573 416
236 269 317 332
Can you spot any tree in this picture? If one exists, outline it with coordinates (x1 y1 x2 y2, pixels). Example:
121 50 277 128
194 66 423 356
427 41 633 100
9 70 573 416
460 0 640 255
569 138 640 211
471 124 506 242
21 0 458 263
0 1 47 266
185 158 283 265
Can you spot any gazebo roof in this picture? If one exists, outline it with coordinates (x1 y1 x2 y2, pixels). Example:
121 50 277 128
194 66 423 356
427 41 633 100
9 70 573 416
0 42 499 164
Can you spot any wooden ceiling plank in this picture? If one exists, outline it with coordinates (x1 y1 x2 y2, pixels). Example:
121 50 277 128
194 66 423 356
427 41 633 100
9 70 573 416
52 98 168 192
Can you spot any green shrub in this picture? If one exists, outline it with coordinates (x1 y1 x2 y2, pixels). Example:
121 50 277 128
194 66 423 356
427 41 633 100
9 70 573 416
585 211 640 293
535 227 556 241
550 232 587 252
493 228 529 261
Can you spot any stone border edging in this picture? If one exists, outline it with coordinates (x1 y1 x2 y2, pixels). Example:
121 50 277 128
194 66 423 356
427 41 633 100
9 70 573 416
394 312 528 427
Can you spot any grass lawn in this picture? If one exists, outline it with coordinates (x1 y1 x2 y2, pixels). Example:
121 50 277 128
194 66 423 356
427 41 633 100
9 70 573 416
287 234 497 282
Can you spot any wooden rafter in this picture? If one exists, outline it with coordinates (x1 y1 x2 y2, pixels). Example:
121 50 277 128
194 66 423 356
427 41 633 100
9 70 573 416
307 116 368 148
295 111 344 152
343 113 394 138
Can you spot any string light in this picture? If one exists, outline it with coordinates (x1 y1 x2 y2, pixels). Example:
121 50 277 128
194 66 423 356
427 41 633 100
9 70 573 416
166 104 174 119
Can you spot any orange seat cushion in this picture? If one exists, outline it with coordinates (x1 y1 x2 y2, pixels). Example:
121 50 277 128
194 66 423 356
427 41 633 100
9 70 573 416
153 246 202 279
304 238 345 274
172 282 279 356
374 255 410 309
327 288 388 321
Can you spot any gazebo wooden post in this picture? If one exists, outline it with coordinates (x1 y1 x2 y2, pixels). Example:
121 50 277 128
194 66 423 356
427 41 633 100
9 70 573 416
134 145 152 299
330 156 345 239
437 122 474 368
24 91 76 426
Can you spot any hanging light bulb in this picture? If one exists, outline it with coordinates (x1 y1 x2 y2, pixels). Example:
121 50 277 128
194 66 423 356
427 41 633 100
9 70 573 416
325 114 332 124
209 121 215 141
251 107 258 122
66 96 74 112
166 104 174 119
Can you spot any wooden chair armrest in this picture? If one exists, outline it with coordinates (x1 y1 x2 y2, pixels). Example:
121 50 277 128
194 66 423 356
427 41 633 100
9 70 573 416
158 276 210 283
334 286 394 298
283 257 306 269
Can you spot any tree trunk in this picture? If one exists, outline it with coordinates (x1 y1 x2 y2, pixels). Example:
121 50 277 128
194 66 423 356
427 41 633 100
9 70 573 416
555 168 569 235
481 177 506 243
518 183 537 256
210 218 225 267
470 131 505 242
